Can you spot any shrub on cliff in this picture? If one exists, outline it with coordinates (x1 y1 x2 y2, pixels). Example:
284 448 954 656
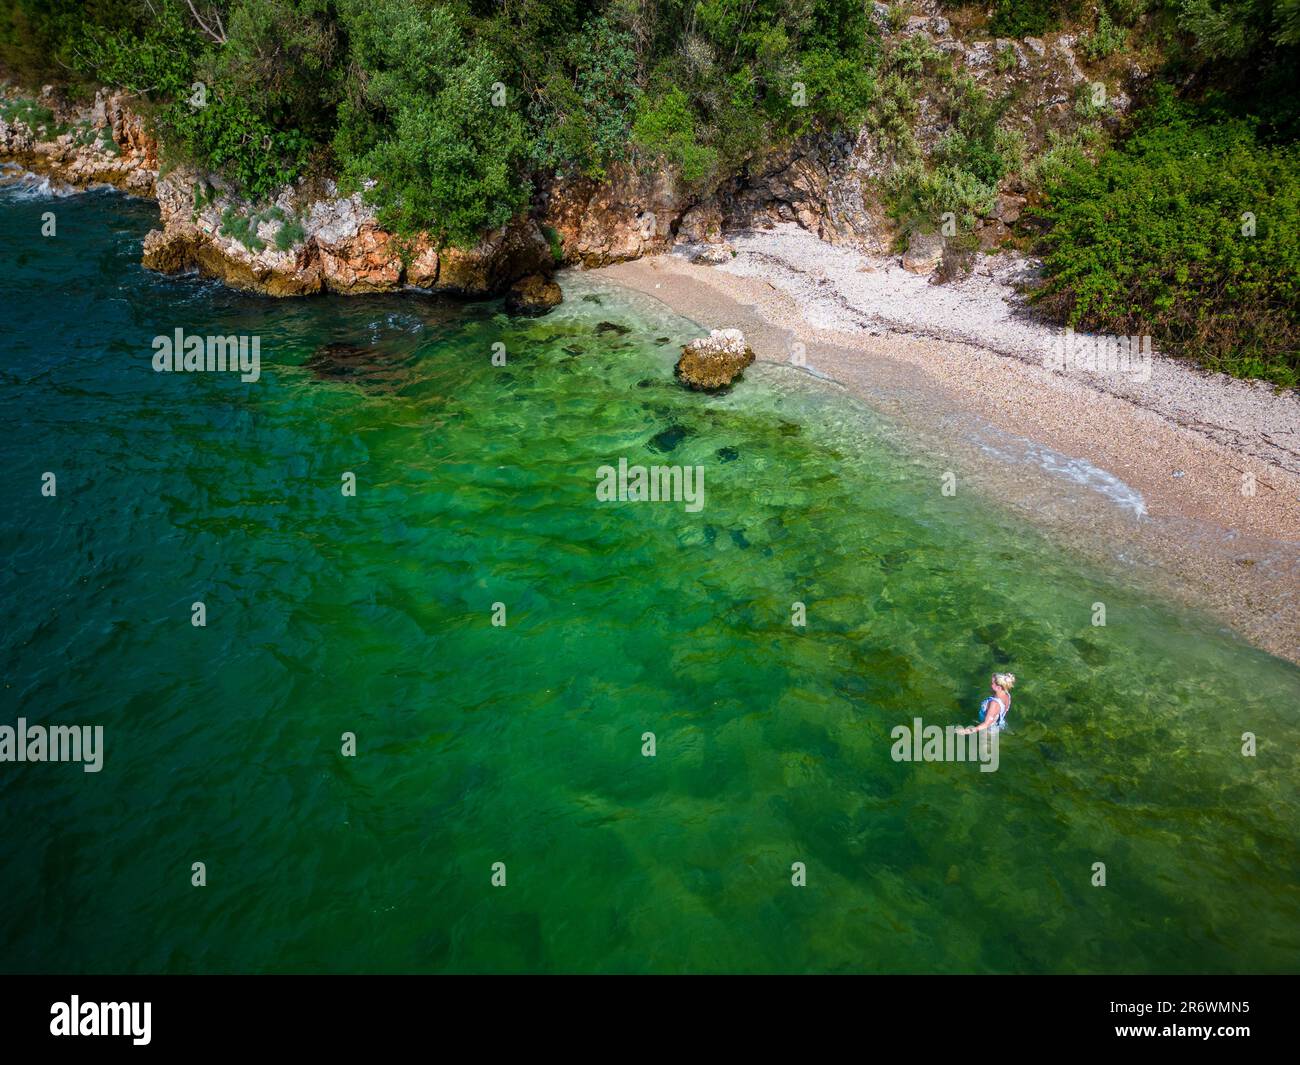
528 15 641 181
75 0 335 197
628 0 877 189
14 0 880 238
1035 87 1300 386
631 87 719 186
332 0 530 246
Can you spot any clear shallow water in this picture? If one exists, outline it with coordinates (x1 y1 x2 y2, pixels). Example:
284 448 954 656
0 189 1297 974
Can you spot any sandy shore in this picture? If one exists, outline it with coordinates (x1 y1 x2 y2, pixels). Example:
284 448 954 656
592 225 1300 664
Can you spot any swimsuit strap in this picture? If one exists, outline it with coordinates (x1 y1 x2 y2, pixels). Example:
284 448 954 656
979 696 1008 730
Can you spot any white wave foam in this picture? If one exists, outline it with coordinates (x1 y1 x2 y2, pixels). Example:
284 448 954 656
0 164 76 199
978 433 1148 517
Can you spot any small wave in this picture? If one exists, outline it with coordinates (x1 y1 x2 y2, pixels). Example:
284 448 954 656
0 163 76 199
978 433 1148 517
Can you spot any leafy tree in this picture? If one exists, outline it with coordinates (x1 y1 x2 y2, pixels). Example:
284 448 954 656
631 85 718 185
333 0 531 244
529 14 642 179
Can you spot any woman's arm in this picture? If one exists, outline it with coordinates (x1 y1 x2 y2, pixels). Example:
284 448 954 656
956 716 996 736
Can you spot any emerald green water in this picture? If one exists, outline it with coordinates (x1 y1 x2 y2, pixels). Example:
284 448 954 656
1 188 1297 973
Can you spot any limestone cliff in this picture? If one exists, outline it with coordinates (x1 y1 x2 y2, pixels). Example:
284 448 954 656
1 87 552 300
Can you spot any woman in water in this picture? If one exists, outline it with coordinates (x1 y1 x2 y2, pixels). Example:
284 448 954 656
956 673 1015 735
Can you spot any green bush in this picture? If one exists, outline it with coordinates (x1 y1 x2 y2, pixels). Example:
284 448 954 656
988 0 1065 38
96 126 121 154
333 0 530 245
77 0 318 197
274 217 306 251
541 225 564 264
1024 127 1105 187
0 96 59 135
1035 87 1300 385
219 206 265 251
869 72 921 160
632 87 719 186
793 48 876 132
1080 9 1128 62
886 160 998 233
529 16 641 180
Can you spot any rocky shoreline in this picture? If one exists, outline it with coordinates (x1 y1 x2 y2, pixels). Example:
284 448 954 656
2 8 1135 307
0 87 560 301
0 84 693 303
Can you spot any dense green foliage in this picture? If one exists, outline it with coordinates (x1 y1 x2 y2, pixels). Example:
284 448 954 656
936 0 1300 382
872 35 1022 237
0 0 882 240
332 0 529 244
2 0 1299 380
1036 87 1300 385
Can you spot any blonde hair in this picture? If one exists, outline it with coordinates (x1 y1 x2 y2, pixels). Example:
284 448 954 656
993 673 1017 689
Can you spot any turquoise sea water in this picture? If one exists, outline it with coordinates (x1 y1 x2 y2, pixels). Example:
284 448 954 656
0 187 1297 974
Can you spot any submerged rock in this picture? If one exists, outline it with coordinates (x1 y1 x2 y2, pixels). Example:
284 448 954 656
305 342 409 388
648 425 691 453
675 329 755 392
504 273 563 316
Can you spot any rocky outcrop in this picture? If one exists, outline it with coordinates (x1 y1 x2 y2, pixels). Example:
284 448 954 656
504 273 563 315
712 132 888 251
902 230 946 275
2 87 556 301
994 193 1026 224
144 165 554 297
676 202 724 244
539 162 683 267
0 89 155 195
675 329 755 391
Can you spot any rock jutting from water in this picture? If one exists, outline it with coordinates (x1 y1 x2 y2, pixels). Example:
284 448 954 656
504 273 563 316
0 88 558 301
675 329 755 391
